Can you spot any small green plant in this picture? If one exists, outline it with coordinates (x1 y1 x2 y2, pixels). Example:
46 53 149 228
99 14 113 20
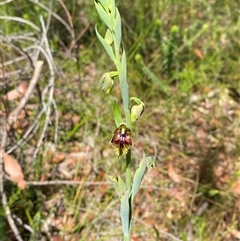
94 0 154 240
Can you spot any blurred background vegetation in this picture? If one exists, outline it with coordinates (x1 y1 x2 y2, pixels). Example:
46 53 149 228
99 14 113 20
0 0 239 240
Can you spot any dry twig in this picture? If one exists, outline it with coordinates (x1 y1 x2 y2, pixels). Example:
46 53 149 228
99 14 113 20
0 61 43 241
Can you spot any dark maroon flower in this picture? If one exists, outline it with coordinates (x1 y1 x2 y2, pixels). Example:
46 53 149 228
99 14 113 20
111 124 133 157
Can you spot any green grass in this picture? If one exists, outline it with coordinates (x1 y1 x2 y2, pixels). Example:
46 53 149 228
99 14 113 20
0 0 239 240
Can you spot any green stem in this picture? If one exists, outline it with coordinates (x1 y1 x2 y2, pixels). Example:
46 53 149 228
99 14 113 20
126 150 131 189
124 236 130 241
114 38 121 71
111 3 132 239
113 28 130 122
125 136 132 240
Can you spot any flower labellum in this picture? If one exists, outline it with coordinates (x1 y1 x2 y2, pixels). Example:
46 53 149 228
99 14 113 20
111 124 133 157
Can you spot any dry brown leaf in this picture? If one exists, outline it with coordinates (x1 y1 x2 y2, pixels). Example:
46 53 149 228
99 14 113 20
52 152 66 163
229 229 240 239
58 152 91 178
48 213 76 232
231 178 240 197
12 110 29 133
3 153 26 189
131 237 144 241
72 115 81 125
168 188 186 204
236 199 240 213
194 48 204 59
52 235 64 241
3 82 28 101
166 205 174 219
168 162 181 183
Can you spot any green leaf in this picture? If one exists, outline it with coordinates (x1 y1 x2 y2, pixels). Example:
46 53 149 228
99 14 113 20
109 175 126 198
0 214 8 241
131 156 153 204
113 100 123 127
146 156 155 168
208 189 220 196
96 0 108 9
109 175 126 197
95 1 111 30
114 8 122 52
120 188 131 237
95 25 117 65
110 0 116 16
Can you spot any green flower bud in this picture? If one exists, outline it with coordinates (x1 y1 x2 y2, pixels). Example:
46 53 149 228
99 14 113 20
155 19 162 27
170 25 179 34
130 102 145 123
99 72 114 94
202 23 209 31
105 29 113 45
